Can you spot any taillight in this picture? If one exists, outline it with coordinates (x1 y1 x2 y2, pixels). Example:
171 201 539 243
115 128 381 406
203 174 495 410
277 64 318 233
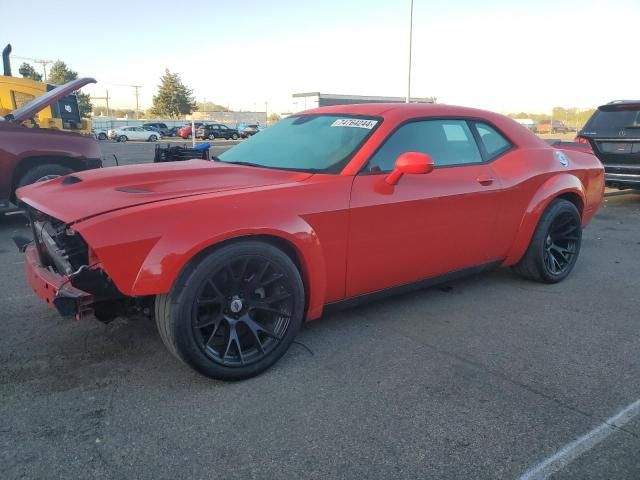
575 137 589 145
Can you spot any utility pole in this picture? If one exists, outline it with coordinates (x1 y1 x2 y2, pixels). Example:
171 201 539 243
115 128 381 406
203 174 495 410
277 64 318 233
132 85 141 119
110 83 143 119
13 55 53 82
406 0 414 103
264 101 268 124
90 90 111 117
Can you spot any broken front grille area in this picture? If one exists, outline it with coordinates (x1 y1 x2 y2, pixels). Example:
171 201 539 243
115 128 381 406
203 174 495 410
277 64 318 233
26 208 89 275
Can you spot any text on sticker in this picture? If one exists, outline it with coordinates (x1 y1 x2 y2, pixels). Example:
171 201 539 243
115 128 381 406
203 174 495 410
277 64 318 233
331 119 378 129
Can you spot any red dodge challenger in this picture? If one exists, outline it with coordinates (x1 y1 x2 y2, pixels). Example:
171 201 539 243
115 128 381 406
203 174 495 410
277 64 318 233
16 103 604 380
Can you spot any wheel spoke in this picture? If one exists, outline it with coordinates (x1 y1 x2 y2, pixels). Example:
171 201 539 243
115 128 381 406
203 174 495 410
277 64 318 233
203 314 224 345
197 297 222 306
252 304 292 319
260 273 284 288
198 312 223 329
206 279 224 299
554 224 578 238
222 321 244 365
264 291 292 305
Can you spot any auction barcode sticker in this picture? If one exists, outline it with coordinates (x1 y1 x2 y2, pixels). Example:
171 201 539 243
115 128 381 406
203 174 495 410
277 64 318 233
331 118 378 129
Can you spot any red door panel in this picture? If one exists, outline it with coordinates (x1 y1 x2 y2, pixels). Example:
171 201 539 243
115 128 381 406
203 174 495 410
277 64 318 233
346 165 502 297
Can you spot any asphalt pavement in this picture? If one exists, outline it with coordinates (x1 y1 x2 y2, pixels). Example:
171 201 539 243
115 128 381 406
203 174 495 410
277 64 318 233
1 146 639 479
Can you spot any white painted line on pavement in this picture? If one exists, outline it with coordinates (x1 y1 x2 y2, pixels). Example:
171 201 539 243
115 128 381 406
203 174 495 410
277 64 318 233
520 399 640 480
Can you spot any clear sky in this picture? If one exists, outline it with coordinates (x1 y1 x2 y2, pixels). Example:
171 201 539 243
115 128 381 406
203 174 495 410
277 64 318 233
5 0 638 114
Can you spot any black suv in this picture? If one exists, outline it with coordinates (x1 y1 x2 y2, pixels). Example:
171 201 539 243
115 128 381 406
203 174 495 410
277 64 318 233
143 122 171 136
195 124 240 140
577 101 640 189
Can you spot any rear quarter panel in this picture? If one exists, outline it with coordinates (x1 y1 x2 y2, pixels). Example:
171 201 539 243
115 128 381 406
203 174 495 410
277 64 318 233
493 146 603 266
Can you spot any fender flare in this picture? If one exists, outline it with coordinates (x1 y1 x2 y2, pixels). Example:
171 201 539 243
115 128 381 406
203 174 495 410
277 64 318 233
503 174 585 266
127 218 328 321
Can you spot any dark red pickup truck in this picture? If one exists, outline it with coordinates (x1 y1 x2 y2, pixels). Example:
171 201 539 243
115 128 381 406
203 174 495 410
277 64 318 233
0 78 102 213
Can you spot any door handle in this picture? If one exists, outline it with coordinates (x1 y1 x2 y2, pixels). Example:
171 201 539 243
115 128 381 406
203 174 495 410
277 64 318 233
476 175 495 186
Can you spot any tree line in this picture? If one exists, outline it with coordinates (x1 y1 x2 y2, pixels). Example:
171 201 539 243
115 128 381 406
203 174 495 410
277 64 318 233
508 107 596 127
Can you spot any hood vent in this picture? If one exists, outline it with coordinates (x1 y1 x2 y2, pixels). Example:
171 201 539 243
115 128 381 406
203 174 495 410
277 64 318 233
116 187 151 193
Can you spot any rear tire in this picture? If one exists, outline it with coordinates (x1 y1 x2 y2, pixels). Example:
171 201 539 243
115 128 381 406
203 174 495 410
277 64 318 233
231 133 239 140
149 134 158 142
155 241 305 380
513 199 582 283
98 133 107 140
118 135 128 142
17 164 73 188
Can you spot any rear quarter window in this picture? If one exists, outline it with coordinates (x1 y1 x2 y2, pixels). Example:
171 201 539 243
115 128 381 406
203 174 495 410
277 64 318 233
474 122 512 159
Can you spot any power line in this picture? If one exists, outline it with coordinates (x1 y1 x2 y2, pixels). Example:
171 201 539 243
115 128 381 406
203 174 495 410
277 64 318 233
13 55 53 82
107 83 142 119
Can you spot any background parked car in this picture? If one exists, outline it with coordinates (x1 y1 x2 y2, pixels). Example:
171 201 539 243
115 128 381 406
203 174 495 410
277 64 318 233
513 118 537 131
178 123 203 139
93 128 108 140
108 126 161 142
536 120 569 134
143 122 171 136
196 124 240 140
239 124 261 138
576 100 640 189
166 126 180 137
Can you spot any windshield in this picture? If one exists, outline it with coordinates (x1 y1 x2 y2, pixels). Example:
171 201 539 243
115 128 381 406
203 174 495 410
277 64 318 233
218 114 380 172
586 108 640 132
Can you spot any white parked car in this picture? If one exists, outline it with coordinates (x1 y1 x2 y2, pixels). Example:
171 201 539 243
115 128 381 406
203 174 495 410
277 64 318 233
107 126 162 142
92 128 108 141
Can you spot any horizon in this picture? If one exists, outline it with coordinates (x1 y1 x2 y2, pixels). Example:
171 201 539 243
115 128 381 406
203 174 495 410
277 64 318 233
5 0 638 115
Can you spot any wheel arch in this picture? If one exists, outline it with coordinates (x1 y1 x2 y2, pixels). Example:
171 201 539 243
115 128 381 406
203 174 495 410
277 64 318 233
503 173 586 266
11 155 85 202
175 233 311 312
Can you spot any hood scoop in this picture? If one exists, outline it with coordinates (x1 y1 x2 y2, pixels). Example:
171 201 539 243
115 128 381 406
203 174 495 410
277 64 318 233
62 176 83 185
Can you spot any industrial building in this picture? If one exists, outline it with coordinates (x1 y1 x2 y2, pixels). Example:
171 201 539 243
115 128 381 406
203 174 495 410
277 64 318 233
292 92 436 111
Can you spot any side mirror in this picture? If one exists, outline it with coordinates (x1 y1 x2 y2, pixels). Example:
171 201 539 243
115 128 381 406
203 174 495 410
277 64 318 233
385 152 434 185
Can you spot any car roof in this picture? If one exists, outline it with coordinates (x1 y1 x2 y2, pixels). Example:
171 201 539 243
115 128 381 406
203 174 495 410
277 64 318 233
300 103 548 148
599 100 640 111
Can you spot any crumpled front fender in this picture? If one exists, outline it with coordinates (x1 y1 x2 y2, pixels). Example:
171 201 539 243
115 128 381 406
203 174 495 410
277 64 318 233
74 200 329 321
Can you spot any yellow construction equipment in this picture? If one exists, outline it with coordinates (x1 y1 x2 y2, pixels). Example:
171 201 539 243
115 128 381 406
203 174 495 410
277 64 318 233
0 44 92 134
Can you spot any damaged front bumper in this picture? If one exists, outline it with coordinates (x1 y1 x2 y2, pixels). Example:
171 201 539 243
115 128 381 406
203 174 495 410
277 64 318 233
22 244 94 319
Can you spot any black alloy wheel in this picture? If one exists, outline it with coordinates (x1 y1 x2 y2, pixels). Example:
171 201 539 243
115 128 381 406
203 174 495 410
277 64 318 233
543 211 579 276
513 198 582 283
192 255 294 367
155 241 305 380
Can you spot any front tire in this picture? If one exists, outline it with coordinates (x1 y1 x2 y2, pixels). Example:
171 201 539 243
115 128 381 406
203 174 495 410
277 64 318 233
513 199 582 283
155 241 305 380
231 133 239 140
98 133 107 140
208 133 215 140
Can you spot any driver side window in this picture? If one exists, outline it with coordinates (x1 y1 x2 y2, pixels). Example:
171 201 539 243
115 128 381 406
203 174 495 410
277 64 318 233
366 119 483 172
